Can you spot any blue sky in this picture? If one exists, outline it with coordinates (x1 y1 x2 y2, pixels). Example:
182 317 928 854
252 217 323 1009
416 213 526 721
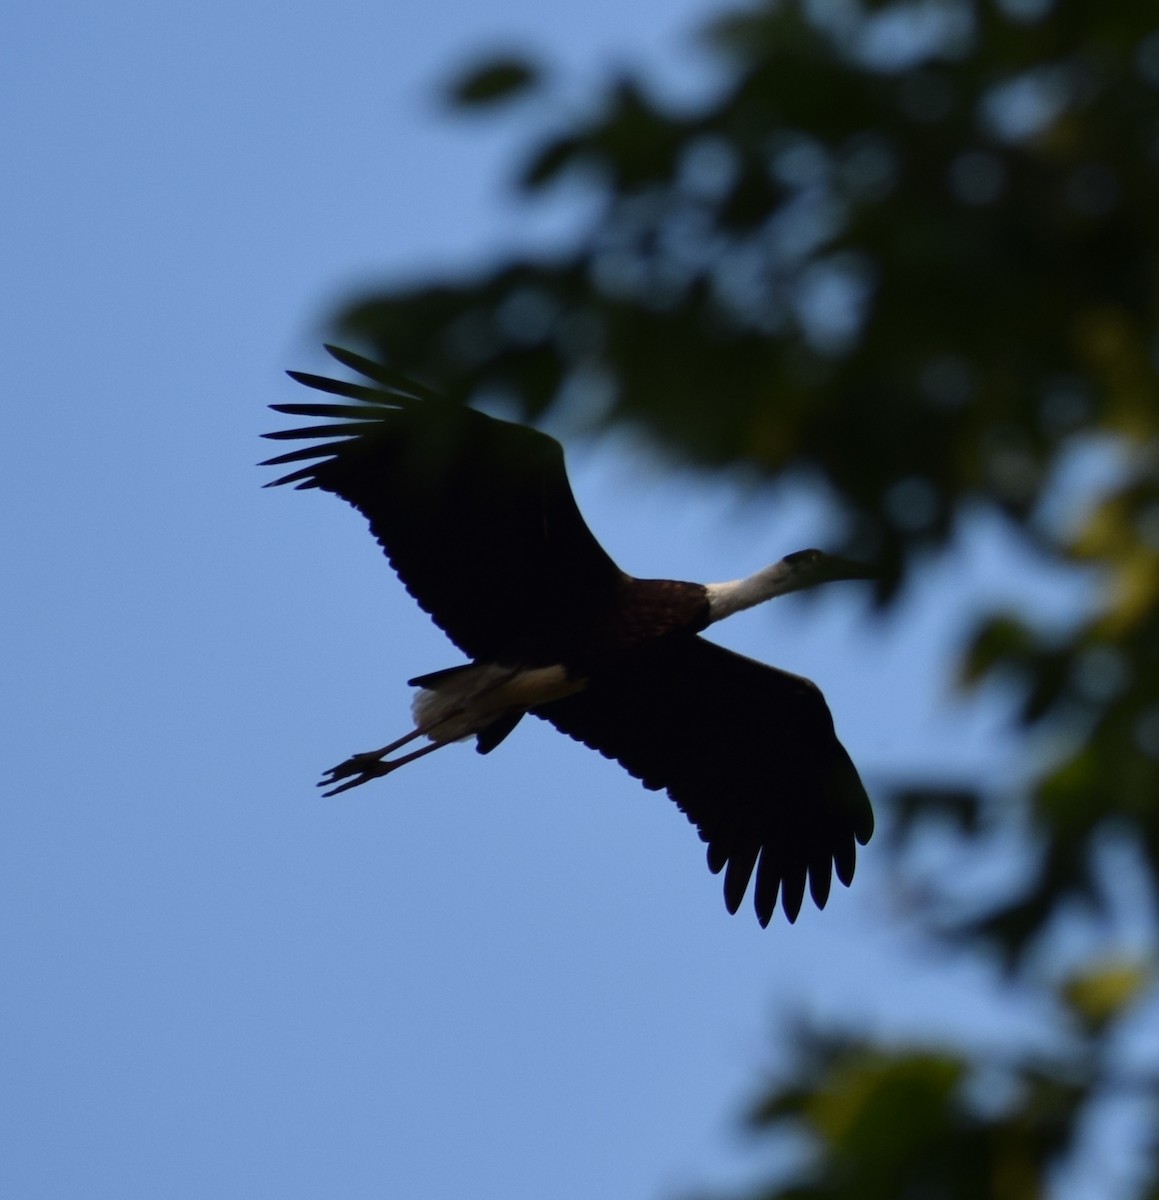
1 1 1134 1197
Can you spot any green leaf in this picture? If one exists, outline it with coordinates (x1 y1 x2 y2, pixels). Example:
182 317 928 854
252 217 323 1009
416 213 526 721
1061 958 1155 1036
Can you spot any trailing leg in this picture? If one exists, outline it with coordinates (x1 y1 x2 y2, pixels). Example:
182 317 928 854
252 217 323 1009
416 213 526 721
318 738 448 796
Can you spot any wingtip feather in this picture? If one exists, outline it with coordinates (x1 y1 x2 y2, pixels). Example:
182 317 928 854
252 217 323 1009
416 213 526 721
723 847 758 917
286 370 393 404
753 847 781 927
834 837 857 888
780 868 807 924
808 860 833 911
323 345 443 402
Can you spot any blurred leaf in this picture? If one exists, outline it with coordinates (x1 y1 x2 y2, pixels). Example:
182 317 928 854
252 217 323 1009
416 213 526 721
737 1035 1087 1200
1061 958 1155 1036
446 56 540 107
961 616 1036 688
889 785 984 842
521 134 585 189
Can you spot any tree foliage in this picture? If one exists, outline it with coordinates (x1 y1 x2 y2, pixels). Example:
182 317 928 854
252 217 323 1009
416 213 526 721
330 0 1159 1193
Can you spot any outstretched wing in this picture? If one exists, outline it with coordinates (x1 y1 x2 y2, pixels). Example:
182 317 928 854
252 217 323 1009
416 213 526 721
262 347 626 663
536 636 873 925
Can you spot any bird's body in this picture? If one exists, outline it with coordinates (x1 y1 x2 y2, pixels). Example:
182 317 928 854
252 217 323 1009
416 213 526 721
263 347 875 926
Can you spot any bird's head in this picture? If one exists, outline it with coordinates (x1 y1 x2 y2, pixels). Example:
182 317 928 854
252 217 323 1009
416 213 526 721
774 548 880 596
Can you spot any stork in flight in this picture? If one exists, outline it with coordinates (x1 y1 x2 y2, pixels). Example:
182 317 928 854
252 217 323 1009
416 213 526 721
262 346 876 925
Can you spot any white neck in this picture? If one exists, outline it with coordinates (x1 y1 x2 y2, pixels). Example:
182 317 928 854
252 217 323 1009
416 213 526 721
703 561 795 623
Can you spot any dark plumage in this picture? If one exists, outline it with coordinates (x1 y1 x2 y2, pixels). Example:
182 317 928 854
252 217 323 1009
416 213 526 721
262 346 874 925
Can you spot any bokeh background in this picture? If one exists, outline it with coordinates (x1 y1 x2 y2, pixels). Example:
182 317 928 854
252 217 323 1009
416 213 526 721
5 1 1159 1197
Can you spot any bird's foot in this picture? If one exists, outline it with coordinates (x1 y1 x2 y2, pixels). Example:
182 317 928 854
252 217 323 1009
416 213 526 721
318 751 398 797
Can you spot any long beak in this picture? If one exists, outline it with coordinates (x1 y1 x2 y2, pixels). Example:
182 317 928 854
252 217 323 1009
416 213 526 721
820 556 880 584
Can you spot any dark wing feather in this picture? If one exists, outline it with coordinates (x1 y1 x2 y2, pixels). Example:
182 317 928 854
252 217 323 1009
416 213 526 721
535 637 873 925
262 348 625 662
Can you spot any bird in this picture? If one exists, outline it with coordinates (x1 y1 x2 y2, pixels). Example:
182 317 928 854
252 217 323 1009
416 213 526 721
262 345 876 926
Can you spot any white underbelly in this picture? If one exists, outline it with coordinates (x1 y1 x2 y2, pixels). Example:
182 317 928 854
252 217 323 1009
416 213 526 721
412 663 585 743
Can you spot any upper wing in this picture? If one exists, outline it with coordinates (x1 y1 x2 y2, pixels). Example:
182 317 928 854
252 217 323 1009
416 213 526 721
262 347 626 663
535 636 873 925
